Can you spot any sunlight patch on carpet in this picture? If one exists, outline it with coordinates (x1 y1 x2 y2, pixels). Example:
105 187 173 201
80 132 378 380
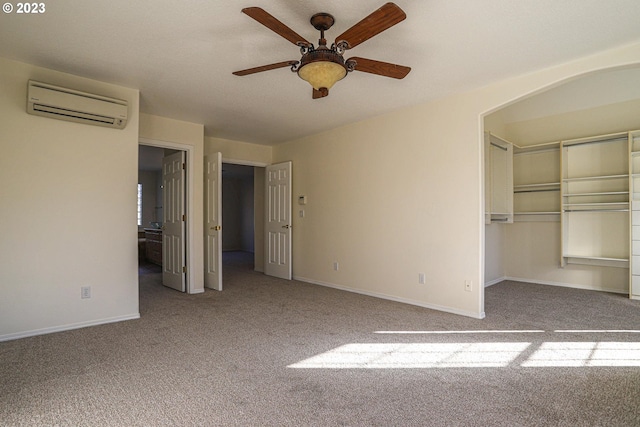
375 330 545 334
288 342 530 369
522 342 640 367
289 341 640 369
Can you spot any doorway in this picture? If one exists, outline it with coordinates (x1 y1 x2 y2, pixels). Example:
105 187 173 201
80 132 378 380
221 162 269 276
138 144 187 292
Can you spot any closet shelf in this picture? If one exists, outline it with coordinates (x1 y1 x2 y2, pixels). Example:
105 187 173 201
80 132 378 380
563 191 629 197
563 174 628 182
563 255 629 262
513 188 560 194
514 182 560 189
564 210 629 213
514 211 560 215
563 254 630 268
563 202 628 206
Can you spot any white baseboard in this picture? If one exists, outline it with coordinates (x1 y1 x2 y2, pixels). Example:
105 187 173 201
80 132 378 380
485 276 627 295
484 276 506 287
0 313 140 342
504 276 627 294
294 276 485 319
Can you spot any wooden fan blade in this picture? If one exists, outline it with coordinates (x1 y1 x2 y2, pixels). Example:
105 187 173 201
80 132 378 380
334 3 406 50
233 61 298 76
312 88 329 99
242 7 311 47
348 57 411 79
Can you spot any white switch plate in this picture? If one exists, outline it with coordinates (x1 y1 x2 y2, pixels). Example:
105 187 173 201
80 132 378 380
464 280 472 292
81 286 91 299
418 273 425 284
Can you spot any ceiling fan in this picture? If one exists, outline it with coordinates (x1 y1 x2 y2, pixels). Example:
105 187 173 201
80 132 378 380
233 2 411 99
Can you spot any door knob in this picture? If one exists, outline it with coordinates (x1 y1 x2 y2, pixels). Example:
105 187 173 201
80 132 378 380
211 225 222 231
282 224 291 229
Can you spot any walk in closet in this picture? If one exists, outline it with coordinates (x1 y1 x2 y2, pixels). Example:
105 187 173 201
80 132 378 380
484 130 640 300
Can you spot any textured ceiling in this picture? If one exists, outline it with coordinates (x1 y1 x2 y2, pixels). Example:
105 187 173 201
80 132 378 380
1 0 640 145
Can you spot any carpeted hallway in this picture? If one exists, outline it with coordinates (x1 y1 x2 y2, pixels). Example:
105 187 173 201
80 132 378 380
1 252 640 426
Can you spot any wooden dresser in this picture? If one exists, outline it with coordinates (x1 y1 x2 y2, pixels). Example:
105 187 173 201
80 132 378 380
144 228 162 265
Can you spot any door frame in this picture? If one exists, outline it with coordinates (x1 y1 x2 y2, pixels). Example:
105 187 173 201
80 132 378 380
139 137 197 293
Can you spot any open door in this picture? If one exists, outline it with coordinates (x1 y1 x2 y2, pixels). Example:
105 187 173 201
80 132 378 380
162 151 186 292
204 153 223 290
265 161 292 279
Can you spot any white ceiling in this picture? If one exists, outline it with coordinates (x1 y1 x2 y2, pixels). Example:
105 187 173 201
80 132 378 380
2 0 640 145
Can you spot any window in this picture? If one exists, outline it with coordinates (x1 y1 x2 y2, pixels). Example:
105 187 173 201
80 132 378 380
137 183 143 226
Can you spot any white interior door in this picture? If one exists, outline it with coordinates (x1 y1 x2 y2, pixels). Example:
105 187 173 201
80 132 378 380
204 153 223 291
265 161 292 279
162 151 186 292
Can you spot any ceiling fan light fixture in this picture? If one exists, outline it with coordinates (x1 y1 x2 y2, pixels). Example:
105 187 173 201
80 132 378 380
234 5 410 99
298 60 347 90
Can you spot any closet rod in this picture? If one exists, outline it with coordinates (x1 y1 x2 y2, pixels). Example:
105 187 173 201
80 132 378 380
514 188 559 193
563 137 627 148
490 142 508 151
563 209 629 213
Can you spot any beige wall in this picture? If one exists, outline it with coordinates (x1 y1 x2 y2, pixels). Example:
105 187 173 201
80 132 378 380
0 57 140 340
505 222 629 293
273 41 640 318
484 223 507 285
205 136 272 166
273 100 484 317
139 113 205 294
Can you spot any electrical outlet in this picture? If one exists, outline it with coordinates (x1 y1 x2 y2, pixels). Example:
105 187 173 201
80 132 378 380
464 280 472 292
333 261 339 271
418 273 426 285
81 286 91 299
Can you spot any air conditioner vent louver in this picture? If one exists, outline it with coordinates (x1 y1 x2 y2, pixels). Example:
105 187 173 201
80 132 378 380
27 80 128 129
32 104 118 125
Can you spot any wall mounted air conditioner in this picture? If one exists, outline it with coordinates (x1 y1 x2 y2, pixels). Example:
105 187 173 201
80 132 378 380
27 80 128 129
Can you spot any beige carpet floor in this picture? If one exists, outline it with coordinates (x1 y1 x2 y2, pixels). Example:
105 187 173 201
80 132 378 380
2 251 640 426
